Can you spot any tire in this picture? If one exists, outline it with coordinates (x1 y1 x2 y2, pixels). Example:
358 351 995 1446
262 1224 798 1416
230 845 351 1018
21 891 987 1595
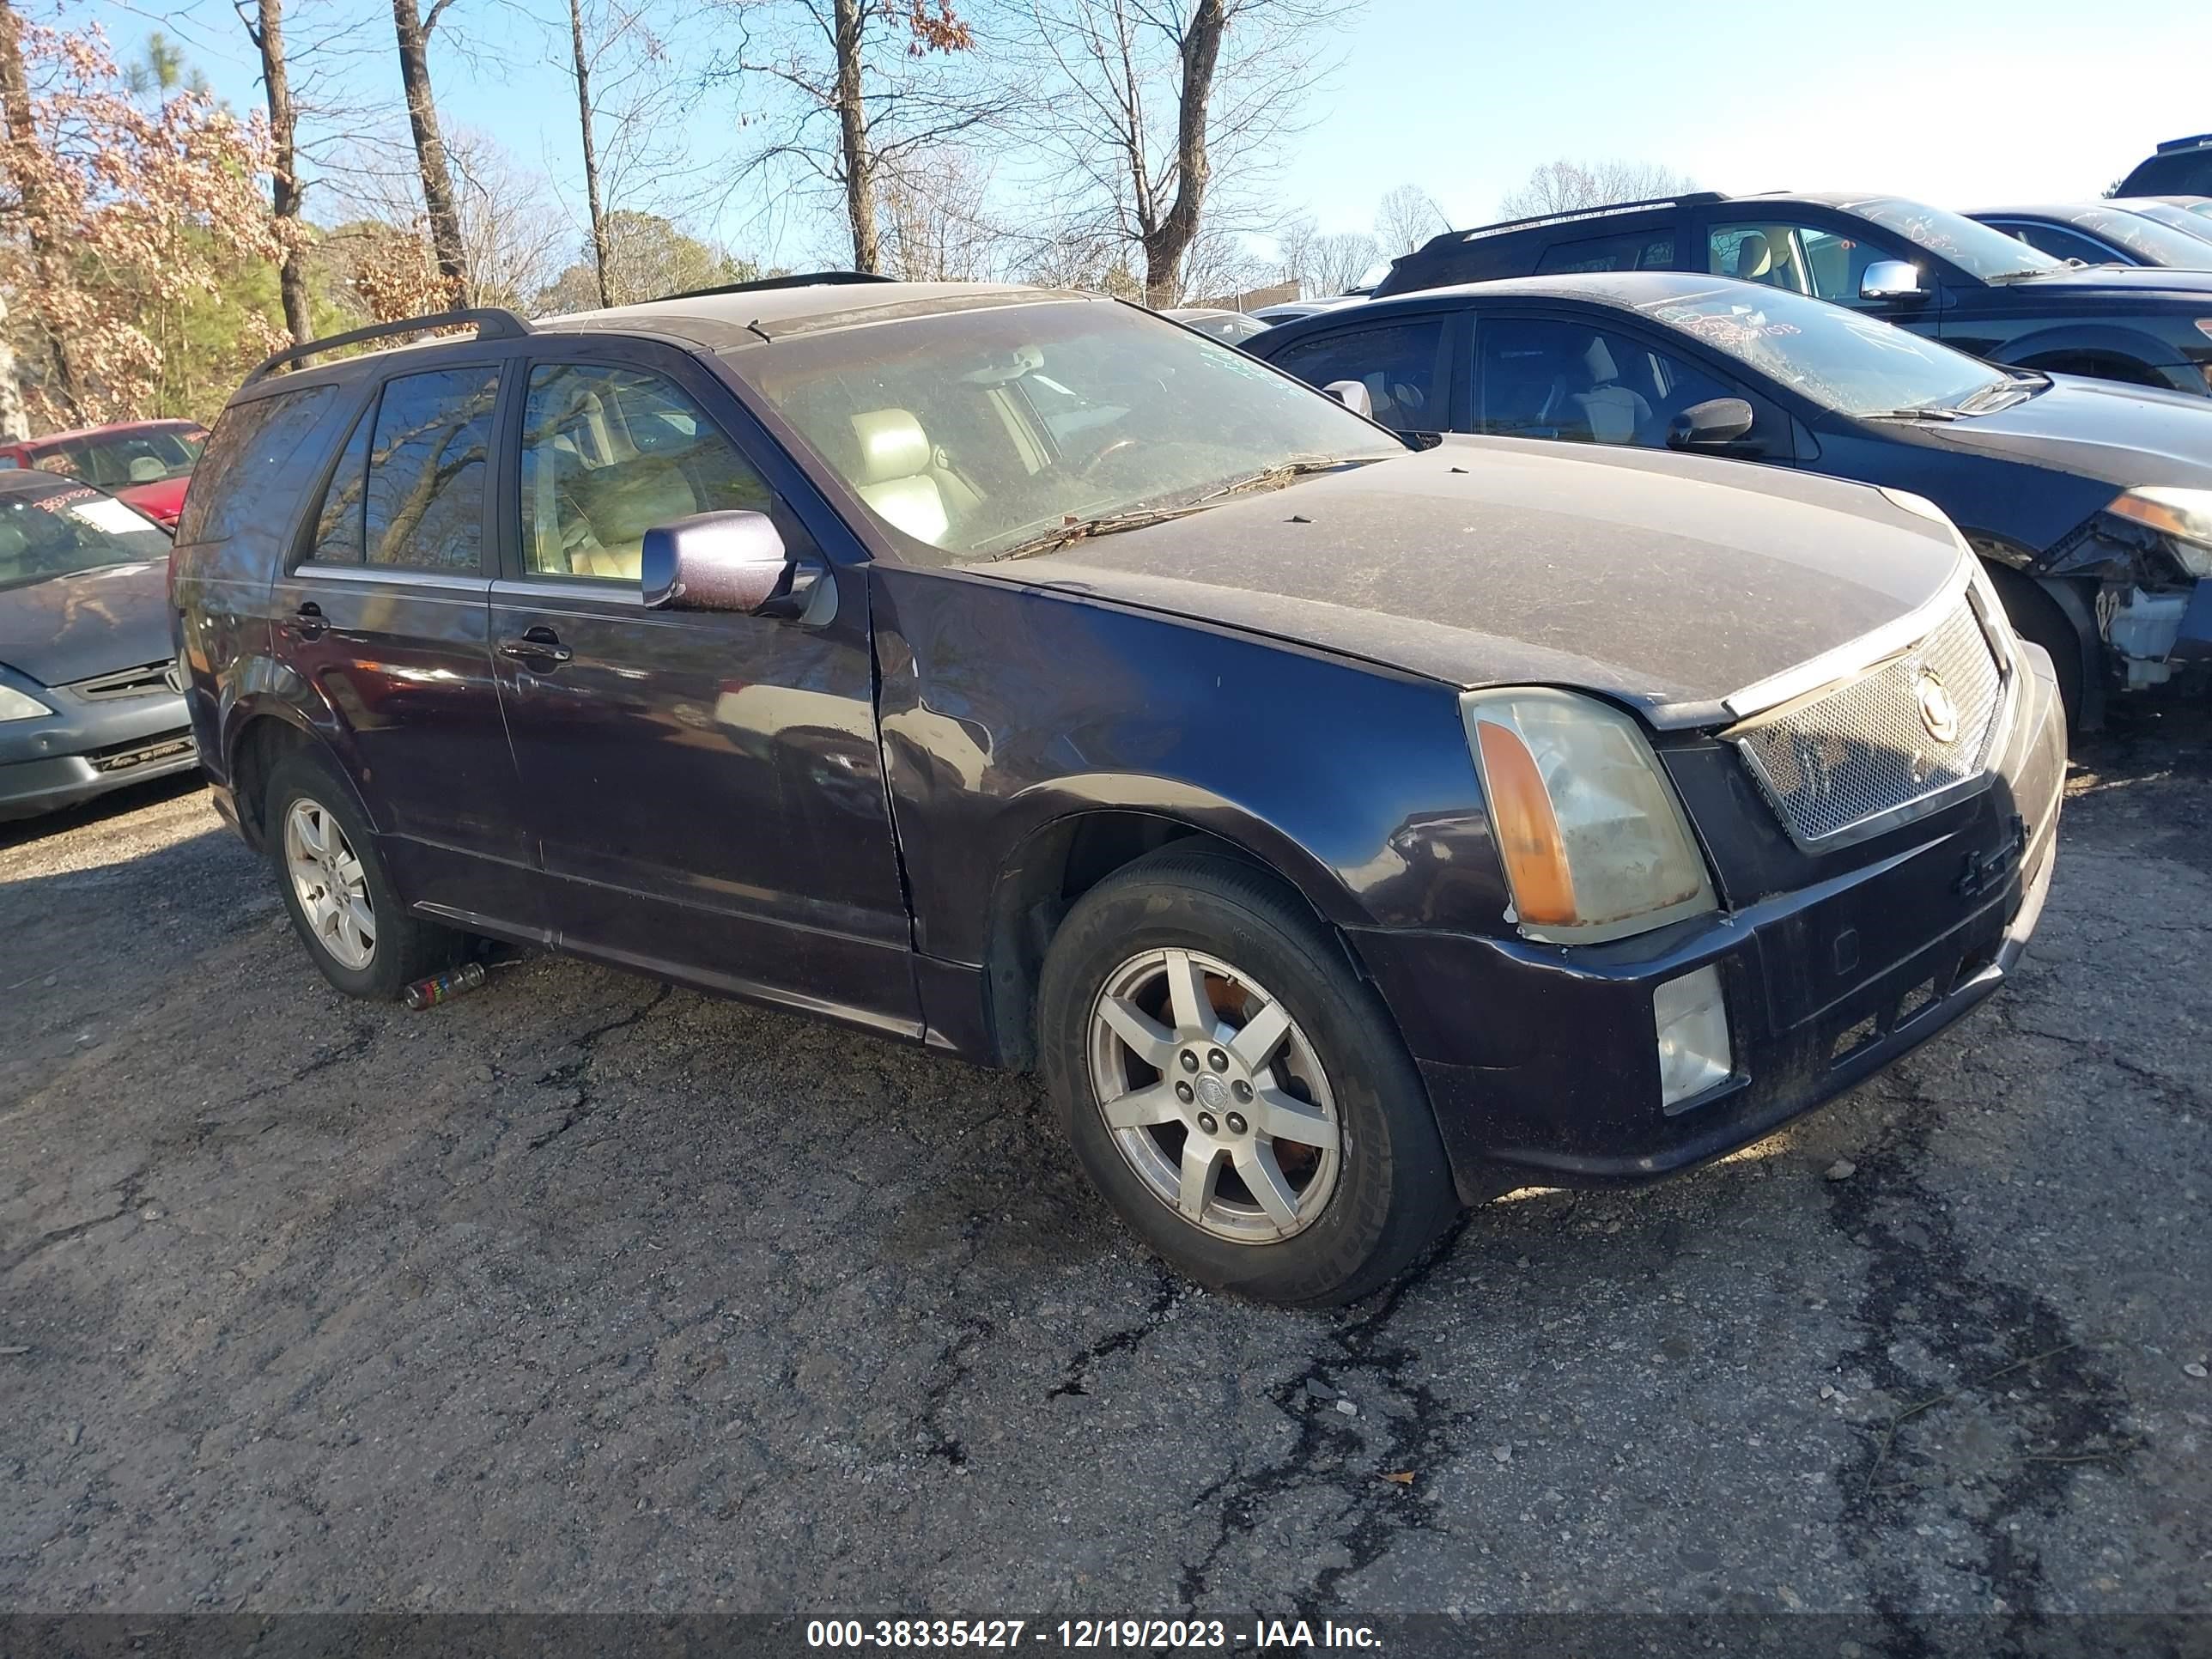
264 746 462 1000
1986 566 2086 732
1036 847 1459 1307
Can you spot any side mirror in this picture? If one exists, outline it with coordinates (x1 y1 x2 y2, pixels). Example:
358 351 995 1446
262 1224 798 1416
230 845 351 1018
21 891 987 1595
641 510 823 619
1667 398 1758 452
1322 379 1374 418
1860 259 1927 301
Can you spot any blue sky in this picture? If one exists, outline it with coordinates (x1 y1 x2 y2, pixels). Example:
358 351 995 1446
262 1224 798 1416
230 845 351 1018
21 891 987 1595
72 0 2212 265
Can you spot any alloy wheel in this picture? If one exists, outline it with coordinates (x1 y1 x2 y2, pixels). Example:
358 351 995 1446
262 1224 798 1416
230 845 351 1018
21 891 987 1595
283 797 376 971
1085 947 1342 1243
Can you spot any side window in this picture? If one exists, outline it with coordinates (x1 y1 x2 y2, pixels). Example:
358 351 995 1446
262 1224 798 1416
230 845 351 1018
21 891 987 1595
1534 230 1676 274
304 405 372 566
173 384 337 545
519 363 780 582
1266 319 1447 430
1474 316 1743 448
1713 222 1903 306
363 367 499 573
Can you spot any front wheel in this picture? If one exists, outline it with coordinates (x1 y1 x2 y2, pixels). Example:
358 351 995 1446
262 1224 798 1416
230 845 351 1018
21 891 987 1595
1037 848 1459 1307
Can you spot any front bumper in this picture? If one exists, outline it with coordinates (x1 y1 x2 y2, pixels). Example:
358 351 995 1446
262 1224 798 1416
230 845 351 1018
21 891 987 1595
1353 647 2068 1198
0 688 196 821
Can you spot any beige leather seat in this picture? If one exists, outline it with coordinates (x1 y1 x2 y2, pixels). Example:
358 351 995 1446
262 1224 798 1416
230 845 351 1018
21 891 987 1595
563 455 702 581
1567 336 1651 446
849 409 949 545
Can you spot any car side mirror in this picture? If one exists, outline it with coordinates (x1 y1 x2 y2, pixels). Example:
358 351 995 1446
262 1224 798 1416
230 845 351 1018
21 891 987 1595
1860 259 1927 301
1667 398 1759 452
641 510 823 619
1322 380 1374 418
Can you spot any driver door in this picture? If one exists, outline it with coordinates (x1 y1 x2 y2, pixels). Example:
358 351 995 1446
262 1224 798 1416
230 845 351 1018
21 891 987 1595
487 343 919 1036
1695 208 1933 331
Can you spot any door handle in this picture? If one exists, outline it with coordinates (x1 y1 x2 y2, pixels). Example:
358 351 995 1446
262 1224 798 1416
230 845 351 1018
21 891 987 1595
497 626 572 665
292 600 325 639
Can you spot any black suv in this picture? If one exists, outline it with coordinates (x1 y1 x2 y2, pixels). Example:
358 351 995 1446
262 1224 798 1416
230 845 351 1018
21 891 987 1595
173 280 2064 1305
1373 191 2212 398
2117 133 2212 198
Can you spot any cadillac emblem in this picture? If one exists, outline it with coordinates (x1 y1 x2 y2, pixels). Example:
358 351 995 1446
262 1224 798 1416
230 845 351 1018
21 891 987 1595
1915 671 1959 744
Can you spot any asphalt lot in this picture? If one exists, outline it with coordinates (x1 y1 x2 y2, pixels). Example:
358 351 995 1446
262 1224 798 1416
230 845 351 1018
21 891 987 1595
2 705 2208 1632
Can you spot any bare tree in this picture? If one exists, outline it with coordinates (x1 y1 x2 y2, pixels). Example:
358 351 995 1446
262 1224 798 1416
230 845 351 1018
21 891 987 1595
325 127 563 313
1373 182 1443 256
1272 213 1317 291
566 0 612 307
390 0 469 307
1498 158 1695 220
556 0 692 308
1012 0 1352 306
706 0 987 274
1308 228 1376 295
875 145 1012 280
235 0 313 344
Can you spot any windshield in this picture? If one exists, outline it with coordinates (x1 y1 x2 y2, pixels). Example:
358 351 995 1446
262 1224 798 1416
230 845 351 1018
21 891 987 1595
743 298 1403 562
1638 283 2013 416
2061 205 2212 266
1849 198 2065 282
0 484 169 590
27 426 206 489
2115 200 2212 252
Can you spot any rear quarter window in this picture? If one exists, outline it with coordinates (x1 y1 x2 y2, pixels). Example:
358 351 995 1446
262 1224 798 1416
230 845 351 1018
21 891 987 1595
175 385 339 546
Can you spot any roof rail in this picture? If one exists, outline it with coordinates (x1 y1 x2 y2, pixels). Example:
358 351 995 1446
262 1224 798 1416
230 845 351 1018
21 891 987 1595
242 307 534 385
1418 191 1728 252
649 270 896 303
2154 131 2212 154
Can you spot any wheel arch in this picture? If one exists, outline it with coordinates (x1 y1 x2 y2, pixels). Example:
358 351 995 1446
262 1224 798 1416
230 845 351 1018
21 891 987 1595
222 700 363 849
1996 325 2194 392
976 792 1371 1072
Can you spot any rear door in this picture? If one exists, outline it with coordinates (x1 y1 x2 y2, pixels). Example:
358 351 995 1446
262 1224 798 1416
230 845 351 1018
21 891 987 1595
270 360 542 935
485 343 917 1035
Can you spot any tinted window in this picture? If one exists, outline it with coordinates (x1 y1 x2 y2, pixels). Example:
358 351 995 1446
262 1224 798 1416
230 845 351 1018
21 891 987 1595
520 364 780 583
1534 231 1676 275
1267 319 1447 430
175 386 337 545
1473 316 1737 447
305 406 372 566
363 368 498 572
28 428 205 489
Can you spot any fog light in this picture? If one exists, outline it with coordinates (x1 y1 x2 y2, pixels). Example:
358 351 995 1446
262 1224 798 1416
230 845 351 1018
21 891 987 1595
1654 964 1732 1109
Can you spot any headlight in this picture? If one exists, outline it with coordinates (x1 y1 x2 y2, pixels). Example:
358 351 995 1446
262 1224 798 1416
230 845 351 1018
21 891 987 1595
0 681 52 721
2108 487 2212 577
1462 688 1717 944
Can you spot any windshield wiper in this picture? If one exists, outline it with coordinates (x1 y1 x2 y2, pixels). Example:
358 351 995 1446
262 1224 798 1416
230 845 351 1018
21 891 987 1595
1863 403 1966 422
991 501 1219 562
988 457 1379 562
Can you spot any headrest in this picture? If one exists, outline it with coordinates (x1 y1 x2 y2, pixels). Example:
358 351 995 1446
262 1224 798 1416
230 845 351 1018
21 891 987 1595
1581 335 1619 384
1734 231 1771 277
128 456 166 483
850 410 930 484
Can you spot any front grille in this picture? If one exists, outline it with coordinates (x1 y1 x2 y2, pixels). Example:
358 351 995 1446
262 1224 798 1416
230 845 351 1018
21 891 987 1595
70 659 178 701
1726 599 2008 850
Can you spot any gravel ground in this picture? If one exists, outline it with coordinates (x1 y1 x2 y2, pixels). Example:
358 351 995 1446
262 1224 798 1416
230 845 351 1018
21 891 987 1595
1 704 2208 1635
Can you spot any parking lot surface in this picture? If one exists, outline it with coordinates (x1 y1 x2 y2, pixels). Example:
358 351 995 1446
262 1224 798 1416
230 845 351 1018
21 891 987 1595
2 708 2208 1631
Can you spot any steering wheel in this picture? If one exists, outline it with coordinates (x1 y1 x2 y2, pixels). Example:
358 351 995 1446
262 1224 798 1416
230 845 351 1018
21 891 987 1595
1078 437 1144 478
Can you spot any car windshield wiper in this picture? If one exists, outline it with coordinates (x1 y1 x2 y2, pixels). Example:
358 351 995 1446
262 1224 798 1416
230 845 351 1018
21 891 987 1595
1863 402 1966 422
990 501 1221 562
988 457 1378 562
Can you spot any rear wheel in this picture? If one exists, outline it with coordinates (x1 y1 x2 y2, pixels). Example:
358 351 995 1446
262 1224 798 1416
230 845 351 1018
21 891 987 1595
265 748 462 999
1037 848 1459 1307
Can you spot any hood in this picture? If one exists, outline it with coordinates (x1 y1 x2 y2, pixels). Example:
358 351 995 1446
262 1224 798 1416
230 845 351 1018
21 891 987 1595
1994 264 2212 301
114 476 190 527
972 440 1966 729
0 559 173 687
1893 374 2212 489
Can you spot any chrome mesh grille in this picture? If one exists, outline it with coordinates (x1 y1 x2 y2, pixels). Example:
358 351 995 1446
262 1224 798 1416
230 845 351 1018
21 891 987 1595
1727 599 2007 848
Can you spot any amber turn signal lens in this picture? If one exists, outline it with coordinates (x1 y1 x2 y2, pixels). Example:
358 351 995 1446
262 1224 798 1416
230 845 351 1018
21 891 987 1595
1474 720 1577 927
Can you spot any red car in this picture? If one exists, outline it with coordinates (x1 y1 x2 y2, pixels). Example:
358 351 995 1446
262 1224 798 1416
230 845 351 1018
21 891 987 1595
0 418 209 530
